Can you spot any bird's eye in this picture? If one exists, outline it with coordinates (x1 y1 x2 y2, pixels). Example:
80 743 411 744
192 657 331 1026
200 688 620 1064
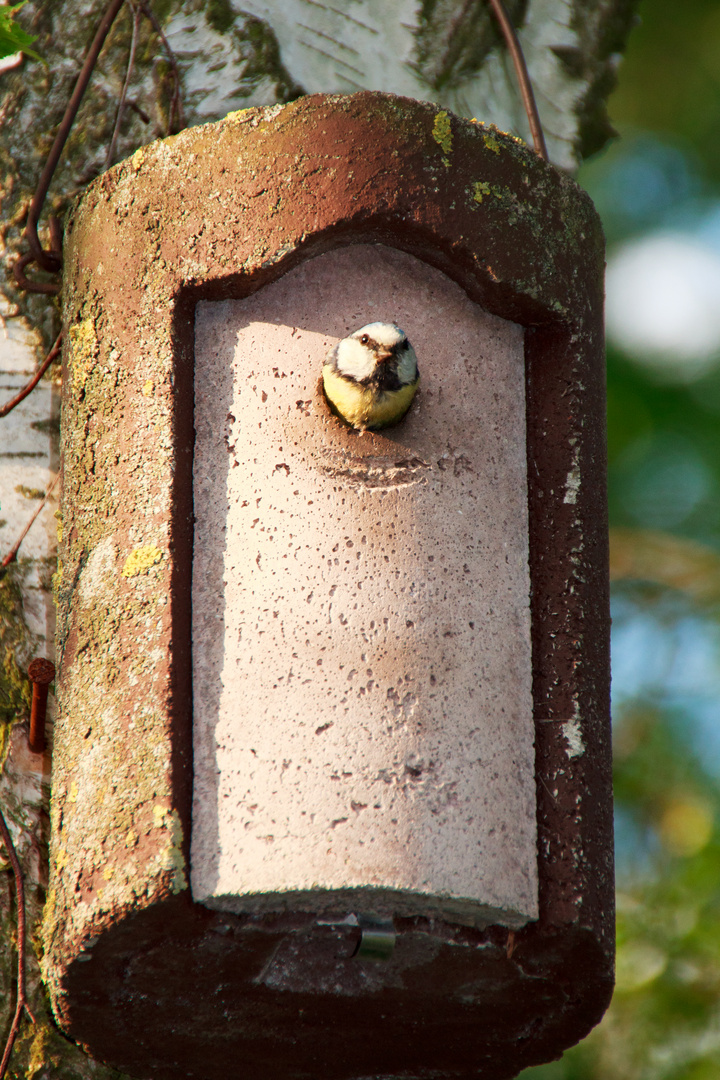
360 334 369 345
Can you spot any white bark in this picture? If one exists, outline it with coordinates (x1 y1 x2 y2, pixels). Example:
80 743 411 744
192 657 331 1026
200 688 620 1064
165 0 633 170
214 0 574 167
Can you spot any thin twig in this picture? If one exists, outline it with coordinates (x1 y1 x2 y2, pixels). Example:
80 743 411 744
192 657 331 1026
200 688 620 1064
0 806 35 1080
486 0 548 160
138 0 185 133
12 253 61 296
0 332 62 420
126 98 150 124
0 474 60 577
105 0 142 169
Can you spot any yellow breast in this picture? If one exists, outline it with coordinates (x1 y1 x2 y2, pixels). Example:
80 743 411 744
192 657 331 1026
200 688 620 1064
322 365 418 431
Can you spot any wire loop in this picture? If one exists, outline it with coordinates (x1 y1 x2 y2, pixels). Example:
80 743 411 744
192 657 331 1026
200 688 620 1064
12 253 62 295
16 0 128 292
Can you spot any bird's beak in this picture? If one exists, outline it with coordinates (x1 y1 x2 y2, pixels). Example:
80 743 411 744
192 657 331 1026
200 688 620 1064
376 350 394 363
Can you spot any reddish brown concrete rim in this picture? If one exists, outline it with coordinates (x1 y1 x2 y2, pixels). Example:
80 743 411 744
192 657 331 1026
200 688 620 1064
54 92 612 1077
167 90 611 931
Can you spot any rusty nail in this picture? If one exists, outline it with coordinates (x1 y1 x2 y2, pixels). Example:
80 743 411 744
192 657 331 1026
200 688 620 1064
27 658 55 754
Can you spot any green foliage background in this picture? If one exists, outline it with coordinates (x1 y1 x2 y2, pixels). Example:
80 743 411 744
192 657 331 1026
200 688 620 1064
521 0 720 1077
0 3 40 62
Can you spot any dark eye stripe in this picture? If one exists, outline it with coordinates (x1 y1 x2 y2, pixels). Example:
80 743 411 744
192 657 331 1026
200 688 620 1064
357 334 408 353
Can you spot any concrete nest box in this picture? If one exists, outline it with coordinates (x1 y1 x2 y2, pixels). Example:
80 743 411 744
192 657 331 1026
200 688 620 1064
50 93 612 1080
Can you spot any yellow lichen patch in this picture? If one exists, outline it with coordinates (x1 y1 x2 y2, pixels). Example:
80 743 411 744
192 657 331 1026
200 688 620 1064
473 181 491 204
165 849 188 893
55 847 67 870
162 809 188 894
68 318 99 391
15 484 45 499
122 545 163 578
26 1020 51 1080
432 111 453 166
225 108 252 123
126 829 138 848
483 134 501 154
151 805 188 892
167 808 183 845
131 147 145 170
102 865 115 881
142 379 154 396
68 781 78 803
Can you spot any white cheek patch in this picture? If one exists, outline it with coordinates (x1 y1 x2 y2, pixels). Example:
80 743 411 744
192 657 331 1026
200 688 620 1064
397 345 418 384
335 338 376 380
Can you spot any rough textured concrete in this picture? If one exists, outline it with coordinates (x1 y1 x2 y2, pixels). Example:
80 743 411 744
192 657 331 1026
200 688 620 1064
192 244 536 926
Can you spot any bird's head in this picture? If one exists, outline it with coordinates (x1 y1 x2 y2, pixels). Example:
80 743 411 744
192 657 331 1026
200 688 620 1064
332 322 417 386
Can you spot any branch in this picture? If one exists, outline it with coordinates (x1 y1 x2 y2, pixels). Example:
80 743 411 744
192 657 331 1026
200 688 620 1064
138 0 185 133
0 472 60 578
105 1 142 169
0 331 61 419
486 0 548 160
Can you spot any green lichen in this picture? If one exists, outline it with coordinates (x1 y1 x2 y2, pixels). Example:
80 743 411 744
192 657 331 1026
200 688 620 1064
206 0 234 33
472 181 491 203
483 133 501 154
432 110 452 166
51 558 63 607
14 484 46 500
474 181 547 239
30 416 60 435
0 562 37 742
9 985 134 1080
24 1020 51 1080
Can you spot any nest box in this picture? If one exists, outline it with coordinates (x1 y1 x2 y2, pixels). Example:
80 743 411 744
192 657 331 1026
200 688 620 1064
50 93 612 1080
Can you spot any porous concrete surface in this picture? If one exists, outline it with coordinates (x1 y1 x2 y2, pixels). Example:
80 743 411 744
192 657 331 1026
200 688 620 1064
192 244 537 926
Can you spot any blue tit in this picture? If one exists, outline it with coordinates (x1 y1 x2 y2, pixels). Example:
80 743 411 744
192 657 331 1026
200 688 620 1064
322 322 420 432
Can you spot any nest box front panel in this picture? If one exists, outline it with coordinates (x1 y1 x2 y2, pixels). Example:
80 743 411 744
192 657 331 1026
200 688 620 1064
192 243 537 927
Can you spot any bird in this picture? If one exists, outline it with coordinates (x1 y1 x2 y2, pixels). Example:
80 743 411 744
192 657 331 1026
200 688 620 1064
322 322 419 432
